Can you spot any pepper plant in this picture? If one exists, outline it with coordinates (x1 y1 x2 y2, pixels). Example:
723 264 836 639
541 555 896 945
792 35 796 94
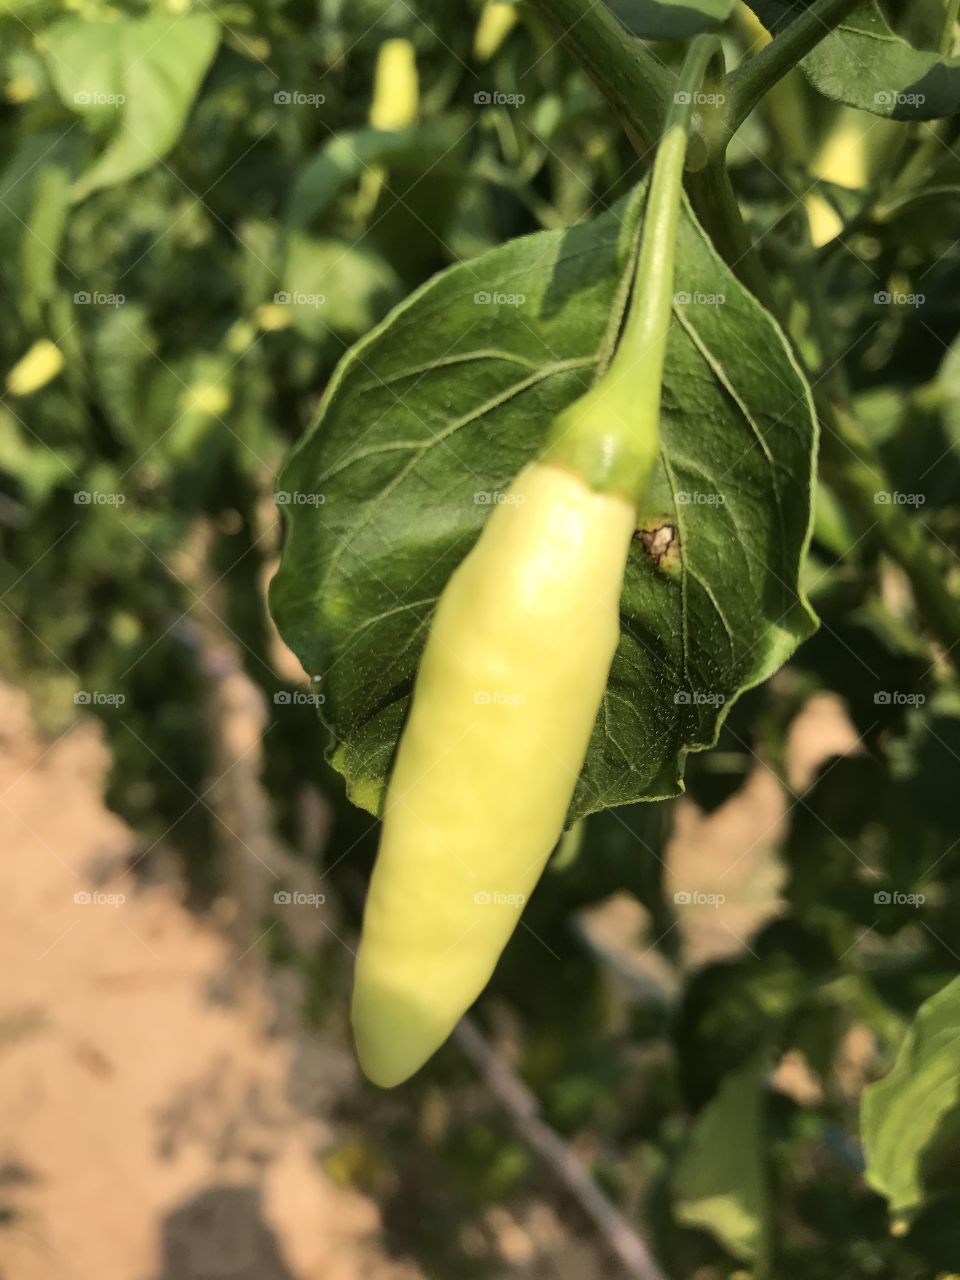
3 0 960 1274
270 0 960 1269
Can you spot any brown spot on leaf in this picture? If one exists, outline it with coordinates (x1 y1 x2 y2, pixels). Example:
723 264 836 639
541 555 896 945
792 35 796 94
634 519 679 571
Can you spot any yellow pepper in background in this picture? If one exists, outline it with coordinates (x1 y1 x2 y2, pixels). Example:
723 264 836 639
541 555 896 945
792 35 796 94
473 1 519 62
369 38 419 132
6 340 64 397
352 462 636 1087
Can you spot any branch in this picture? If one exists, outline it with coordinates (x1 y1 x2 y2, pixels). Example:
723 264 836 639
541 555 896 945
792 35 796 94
724 0 861 143
454 1015 669 1280
523 0 672 153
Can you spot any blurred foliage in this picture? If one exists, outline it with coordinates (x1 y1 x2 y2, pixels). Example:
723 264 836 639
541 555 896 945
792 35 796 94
3 1 960 1277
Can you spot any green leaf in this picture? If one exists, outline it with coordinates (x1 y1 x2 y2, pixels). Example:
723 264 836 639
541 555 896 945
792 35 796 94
286 122 466 232
673 1055 770 1262
745 0 960 119
41 13 220 200
269 183 818 819
606 0 734 39
862 975 960 1221
282 233 403 341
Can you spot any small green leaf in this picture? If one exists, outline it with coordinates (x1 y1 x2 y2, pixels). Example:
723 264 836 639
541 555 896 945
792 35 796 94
270 183 818 819
862 975 960 1220
42 13 220 200
673 1055 770 1262
606 0 734 39
746 0 960 119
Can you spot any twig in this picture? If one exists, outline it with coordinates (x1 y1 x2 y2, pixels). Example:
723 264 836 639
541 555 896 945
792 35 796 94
454 1015 669 1280
724 0 861 144
524 0 671 153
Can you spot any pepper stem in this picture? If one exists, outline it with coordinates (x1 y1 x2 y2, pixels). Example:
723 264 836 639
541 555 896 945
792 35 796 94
544 35 725 503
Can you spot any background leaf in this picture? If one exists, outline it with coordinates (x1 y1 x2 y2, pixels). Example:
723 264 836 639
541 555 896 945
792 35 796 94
270 184 818 820
672 1054 770 1262
745 0 960 119
42 13 220 200
861 975 960 1221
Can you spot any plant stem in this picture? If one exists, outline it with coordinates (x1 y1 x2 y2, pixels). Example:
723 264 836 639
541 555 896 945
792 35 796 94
544 37 722 501
524 0 672 152
531 0 960 664
684 159 776 307
724 0 860 145
455 1016 668 1280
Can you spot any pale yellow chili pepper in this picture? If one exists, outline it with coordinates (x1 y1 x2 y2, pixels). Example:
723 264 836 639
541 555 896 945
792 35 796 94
352 461 635 1086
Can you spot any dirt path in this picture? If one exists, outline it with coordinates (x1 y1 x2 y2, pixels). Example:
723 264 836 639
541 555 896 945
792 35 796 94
0 685 422 1280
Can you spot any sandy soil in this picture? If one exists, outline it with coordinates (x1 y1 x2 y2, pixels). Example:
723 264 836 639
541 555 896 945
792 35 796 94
0 684 421 1280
